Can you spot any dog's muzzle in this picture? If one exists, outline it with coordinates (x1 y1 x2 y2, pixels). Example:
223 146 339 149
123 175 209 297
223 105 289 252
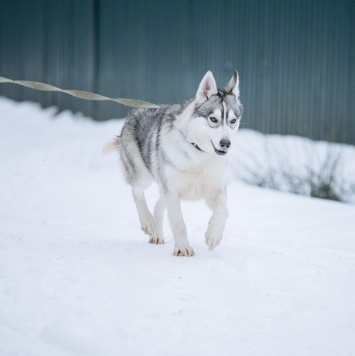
212 139 231 156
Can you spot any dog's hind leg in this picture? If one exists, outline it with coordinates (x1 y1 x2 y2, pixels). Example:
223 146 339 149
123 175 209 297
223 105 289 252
149 192 165 244
132 186 156 237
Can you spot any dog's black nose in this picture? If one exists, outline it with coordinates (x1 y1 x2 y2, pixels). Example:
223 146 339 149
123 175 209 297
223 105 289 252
220 139 231 149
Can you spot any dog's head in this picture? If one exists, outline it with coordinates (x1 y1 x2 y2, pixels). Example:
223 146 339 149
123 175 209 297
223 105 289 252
187 71 243 156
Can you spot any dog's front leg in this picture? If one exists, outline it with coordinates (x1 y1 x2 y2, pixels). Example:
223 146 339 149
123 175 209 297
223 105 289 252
205 191 229 250
165 193 195 256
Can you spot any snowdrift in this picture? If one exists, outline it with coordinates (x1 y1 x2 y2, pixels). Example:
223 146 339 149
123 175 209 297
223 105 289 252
1 97 355 356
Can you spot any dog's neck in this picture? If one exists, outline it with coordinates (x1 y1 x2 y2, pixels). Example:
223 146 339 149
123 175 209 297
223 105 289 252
175 124 205 153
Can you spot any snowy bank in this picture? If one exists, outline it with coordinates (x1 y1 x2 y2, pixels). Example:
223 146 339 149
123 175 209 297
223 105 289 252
1 97 355 356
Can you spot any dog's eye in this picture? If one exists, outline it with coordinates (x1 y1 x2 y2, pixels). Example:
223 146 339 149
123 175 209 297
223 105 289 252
210 117 218 123
230 119 237 124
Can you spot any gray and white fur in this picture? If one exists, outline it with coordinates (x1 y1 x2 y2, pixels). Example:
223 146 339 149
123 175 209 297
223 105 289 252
112 70 242 256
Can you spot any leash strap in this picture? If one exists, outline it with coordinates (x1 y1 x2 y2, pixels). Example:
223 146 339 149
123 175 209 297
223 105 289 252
0 76 160 109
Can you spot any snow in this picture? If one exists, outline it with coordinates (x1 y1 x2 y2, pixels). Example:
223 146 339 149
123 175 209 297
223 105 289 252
1 97 355 356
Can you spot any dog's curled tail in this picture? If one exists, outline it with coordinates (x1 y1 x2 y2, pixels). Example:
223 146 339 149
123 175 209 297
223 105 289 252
102 136 120 154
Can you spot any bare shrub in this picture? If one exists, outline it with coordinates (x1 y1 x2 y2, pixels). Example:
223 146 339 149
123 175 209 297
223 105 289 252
231 133 355 203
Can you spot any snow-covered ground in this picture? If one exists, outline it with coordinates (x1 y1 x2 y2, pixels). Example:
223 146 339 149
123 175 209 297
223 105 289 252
1 97 355 356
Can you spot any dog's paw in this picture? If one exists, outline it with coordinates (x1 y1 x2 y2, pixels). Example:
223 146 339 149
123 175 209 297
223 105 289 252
148 236 165 244
205 230 222 251
173 245 195 257
140 216 156 237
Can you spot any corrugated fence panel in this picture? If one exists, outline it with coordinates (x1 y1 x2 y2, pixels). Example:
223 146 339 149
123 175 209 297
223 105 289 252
0 0 353 144
0 0 47 104
94 0 355 144
0 0 95 115
43 1 96 115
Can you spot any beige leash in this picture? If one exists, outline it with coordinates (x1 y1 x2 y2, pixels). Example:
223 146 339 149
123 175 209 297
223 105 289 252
0 76 160 109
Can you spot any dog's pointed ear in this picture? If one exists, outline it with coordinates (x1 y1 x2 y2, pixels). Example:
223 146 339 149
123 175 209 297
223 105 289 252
196 71 218 101
224 71 240 97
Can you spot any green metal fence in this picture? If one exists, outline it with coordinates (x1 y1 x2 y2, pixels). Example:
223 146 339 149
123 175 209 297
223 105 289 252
0 0 354 144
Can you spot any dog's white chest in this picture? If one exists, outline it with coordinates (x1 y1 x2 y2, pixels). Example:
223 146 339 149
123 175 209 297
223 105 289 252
167 160 225 200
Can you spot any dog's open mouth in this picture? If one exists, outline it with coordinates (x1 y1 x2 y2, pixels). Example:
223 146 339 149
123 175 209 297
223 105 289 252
211 141 228 156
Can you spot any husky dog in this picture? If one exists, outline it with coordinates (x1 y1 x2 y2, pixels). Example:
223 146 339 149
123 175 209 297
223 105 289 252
111 71 242 256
